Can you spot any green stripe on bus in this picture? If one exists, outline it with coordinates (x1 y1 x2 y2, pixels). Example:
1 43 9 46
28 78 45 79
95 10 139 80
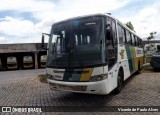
125 45 134 74
63 69 74 81
131 47 136 72
63 69 83 81
131 47 136 73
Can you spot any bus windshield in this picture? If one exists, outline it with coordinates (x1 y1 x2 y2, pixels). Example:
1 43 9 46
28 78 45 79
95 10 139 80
47 16 104 68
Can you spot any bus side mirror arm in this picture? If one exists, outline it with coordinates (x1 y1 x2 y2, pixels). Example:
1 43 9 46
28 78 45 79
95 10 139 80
41 35 45 48
41 33 50 50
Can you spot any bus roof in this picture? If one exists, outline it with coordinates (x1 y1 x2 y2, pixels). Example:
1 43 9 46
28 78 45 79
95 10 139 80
52 13 107 25
52 13 142 39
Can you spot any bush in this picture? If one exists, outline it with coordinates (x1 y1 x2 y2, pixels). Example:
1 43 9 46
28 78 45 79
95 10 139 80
38 74 47 83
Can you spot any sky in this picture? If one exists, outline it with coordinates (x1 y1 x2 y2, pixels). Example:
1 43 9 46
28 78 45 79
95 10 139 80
0 0 160 44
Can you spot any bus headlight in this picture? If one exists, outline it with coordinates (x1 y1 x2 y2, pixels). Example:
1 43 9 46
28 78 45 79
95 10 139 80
89 74 108 82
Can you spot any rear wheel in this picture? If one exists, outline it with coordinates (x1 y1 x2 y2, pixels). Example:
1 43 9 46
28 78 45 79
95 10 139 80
114 70 123 94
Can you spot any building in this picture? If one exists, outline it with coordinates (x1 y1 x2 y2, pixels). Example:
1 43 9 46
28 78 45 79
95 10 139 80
0 43 47 71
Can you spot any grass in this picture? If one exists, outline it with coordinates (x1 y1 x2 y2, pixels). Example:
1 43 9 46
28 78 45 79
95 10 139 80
142 65 153 70
38 74 48 83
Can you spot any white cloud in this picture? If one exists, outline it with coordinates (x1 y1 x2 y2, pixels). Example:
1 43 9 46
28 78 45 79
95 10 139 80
0 16 35 37
33 0 132 33
35 18 54 33
118 0 160 40
0 0 55 13
0 0 132 43
35 0 131 21
0 37 5 41
1 0 160 44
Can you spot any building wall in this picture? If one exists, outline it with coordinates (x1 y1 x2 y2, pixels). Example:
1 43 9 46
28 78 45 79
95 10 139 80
0 43 47 71
0 43 47 53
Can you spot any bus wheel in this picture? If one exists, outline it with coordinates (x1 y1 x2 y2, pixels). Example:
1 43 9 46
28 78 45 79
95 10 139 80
114 70 123 94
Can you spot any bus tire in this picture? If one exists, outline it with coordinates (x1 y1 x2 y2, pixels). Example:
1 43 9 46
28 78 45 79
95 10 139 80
114 69 123 94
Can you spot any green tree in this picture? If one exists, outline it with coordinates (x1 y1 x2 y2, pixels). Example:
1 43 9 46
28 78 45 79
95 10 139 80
125 22 134 31
147 32 157 41
145 32 157 57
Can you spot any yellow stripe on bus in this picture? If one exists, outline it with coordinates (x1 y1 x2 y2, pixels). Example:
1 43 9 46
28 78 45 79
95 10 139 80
132 47 138 71
80 68 93 81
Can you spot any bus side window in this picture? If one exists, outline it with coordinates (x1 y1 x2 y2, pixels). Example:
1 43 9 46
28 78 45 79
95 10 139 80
121 28 126 44
139 38 141 47
118 24 122 44
118 24 125 44
126 30 131 45
131 34 135 46
106 17 117 68
140 39 143 48
137 37 139 47
111 20 117 60
139 39 141 47
111 20 117 46
137 38 140 47
106 17 111 39
106 17 115 50
134 36 137 46
130 32 132 45
137 38 139 47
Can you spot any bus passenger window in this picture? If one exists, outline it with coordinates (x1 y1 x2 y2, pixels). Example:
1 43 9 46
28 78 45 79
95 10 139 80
106 17 117 68
139 39 141 47
126 30 131 45
118 24 125 44
130 33 132 45
112 21 117 45
140 39 143 48
131 34 135 46
118 25 123 44
75 35 78 45
87 36 90 44
134 36 137 46
106 17 113 46
137 38 140 47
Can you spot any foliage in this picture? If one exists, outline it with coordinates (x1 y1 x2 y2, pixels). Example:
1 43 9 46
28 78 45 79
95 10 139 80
38 74 47 83
142 65 153 70
145 32 157 57
147 32 157 41
146 44 155 51
125 22 134 31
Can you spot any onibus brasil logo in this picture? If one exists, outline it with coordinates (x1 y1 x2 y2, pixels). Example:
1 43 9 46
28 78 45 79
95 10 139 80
1 107 42 113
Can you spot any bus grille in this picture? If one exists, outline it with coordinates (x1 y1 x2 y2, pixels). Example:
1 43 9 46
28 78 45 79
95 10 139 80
49 83 87 91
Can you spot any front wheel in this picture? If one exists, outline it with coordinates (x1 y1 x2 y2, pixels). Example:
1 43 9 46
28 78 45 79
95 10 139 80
114 70 123 94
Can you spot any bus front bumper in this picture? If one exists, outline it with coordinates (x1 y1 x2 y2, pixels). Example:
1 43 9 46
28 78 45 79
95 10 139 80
47 79 109 95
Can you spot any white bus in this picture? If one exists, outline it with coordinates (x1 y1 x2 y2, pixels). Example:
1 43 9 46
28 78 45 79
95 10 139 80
23 56 33 68
144 43 160 55
7 56 17 69
41 14 144 95
40 55 47 67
